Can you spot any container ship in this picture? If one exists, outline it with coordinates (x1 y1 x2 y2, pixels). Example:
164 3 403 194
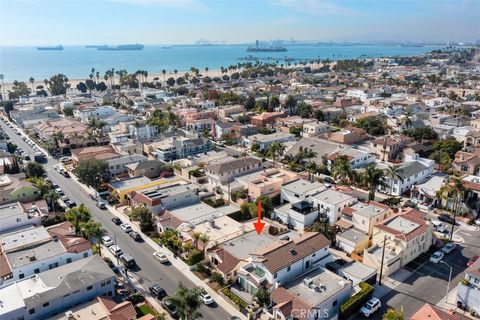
97 44 144 51
37 45 63 51
247 40 287 52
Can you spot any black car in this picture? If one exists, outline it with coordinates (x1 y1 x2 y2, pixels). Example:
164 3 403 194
149 284 167 300
120 254 136 269
161 299 178 318
111 217 122 225
438 214 456 225
129 231 141 241
65 200 77 208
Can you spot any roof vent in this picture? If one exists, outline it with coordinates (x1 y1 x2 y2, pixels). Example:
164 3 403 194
290 249 297 256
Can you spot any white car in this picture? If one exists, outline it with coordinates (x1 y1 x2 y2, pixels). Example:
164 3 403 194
102 236 114 247
442 243 456 254
360 297 381 317
120 223 132 233
59 156 72 163
153 252 169 263
430 251 444 264
200 291 214 305
109 245 123 257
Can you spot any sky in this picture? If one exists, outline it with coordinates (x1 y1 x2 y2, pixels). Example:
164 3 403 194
0 0 479 46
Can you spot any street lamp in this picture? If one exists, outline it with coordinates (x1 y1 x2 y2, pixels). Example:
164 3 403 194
439 261 453 304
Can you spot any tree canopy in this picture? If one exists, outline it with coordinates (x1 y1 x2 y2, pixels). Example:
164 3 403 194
76 159 111 190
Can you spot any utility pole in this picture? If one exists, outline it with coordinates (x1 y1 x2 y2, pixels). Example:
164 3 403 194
450 195 458 240
114 233 119 266
378 235 387 286
440 261 453 303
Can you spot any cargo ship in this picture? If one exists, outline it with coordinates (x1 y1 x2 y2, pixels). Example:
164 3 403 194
37 45 63 51
247 40 287 52
97 44 144 51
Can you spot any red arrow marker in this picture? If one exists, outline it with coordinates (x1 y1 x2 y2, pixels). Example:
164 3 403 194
253 200 265 235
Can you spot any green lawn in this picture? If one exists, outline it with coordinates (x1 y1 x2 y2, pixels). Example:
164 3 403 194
136 303 156 317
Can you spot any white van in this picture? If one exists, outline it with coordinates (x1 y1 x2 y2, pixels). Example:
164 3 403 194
431 220 447 233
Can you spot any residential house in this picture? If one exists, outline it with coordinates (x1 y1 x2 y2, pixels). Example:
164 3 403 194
410 304 471 320
310 189 358 225
185 118 215 134
273 201 320 230
126 159 163 178
0 174 40 204
325 126 368 145
108 176 180 202
457 257 480 315
453 150 480 176
251 111 286 127
71 145 120 164
128 123 158 141
33 118 87 143
247 132 296 151
270 268 352 320
302 121 332 137
280 179 325 204
0 223 92 287
49 296 138 320
369 135 412 161
336 228 369 255
338 201 393 235
129 181 199 214
286 137 341 166
238 232 331 294
107 154 147 176
73 105 116 123
327 148 375 169
247 168 299 201
0 255 115 320
148 137 213 162
217 105 245 119
410 172 449 209
10 104 59 127
363 209 434 276
0 202 44 233
204 157 262 187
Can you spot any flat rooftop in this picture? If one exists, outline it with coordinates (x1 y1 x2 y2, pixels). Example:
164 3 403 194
282 179 326 195
337 228 368 243
341 261 377 280
0 202 24 219
283 267 351 307
7 239 65 269
141 182 195 200
350 202 387 218
312 188 356 205
170 202 239 225
1 226 51 253
385 216 420 234
192 216 252 245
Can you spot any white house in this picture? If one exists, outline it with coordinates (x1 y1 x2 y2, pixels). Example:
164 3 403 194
273 201 319 230
457 257 480 314
73 105 115 123
238 232 331 294
204 157 262 186
302 121 332 137
0 223 92 288
0 255 115 320
310 189 358 225
0 202 44 233
247 132 296 151
280 179 326 204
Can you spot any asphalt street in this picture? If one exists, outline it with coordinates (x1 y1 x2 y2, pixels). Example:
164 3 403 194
0 120 231 320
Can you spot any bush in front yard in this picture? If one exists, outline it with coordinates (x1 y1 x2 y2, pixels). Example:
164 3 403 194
339 282 373 318
221 287 248 309
186 249 204 266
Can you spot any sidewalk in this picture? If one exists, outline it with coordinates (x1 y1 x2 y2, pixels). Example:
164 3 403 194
373 268 413 299
67 173 246 319
100 247 171 319
436 285 476 319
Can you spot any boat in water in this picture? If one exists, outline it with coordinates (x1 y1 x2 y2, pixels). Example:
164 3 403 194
247 40 287 52
97 44 144 51
37 45 63 51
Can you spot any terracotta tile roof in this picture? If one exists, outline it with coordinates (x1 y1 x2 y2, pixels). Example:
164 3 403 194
375 211 429 242
46 221 76 236
341 207 356 216
216 249 240 274
158 210 183 229
47 222 92 253
110 301 137 320
271 287 311 320
252 232 330 274
410 303 470 320
335 219 353 229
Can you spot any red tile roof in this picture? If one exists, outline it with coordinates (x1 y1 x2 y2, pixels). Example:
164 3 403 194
271 287 311 320
410 303 470 320
216 249 240 274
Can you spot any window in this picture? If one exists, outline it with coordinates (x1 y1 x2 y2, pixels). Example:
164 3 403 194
87 285 93 290
332 300 338 307
106 280 111 285
34 268 40 274
101 281 106 287
43 302 49 308
287 266 291 272
19 273 25 279
29 309 35 315
66 258 72 264
83 252 89 258
274 273 277 279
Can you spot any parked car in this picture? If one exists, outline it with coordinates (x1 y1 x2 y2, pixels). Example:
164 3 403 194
111 217 122 225
129 231 141 241
153 252 169 264
62 171 70 178
149 284 167 300
102 236 114 247
161 299 178 318
65 199 76 208
430 251 444 264
120 223 132 233
108 245 123 257
96 201 107 210
120 254 136 269
200 290 214 305
59 156 72 163
467 256 479 267
438 214 455 225
360 297 381 317
442 243 456 254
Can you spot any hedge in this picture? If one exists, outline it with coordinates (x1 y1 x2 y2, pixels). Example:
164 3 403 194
186 249 204 266
340 282 374 318
221 287 248 309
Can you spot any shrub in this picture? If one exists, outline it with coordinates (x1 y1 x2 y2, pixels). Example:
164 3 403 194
129 293 145 304
186 249 204 266
461 279 471 286
212 272 224 285
221 288 248 309
339 282 373 318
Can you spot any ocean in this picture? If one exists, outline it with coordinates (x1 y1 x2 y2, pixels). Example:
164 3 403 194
0 44 441 83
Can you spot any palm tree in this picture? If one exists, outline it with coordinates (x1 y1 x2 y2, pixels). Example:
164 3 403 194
0 74 4 100
205 67 208 76
81 220 105 256
69 131 84 148
439 175 465 239
385 165 404 196
199 233 209 254
65 204 91 235
305 161 318 182
51 131 64 151
362 163 388 201
332 155 354 185
167 282 203 320
44 190 59 213
383 307 404 320
162 69 166 83
192 232 201 250
267 142 286 166
29 77 35 94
